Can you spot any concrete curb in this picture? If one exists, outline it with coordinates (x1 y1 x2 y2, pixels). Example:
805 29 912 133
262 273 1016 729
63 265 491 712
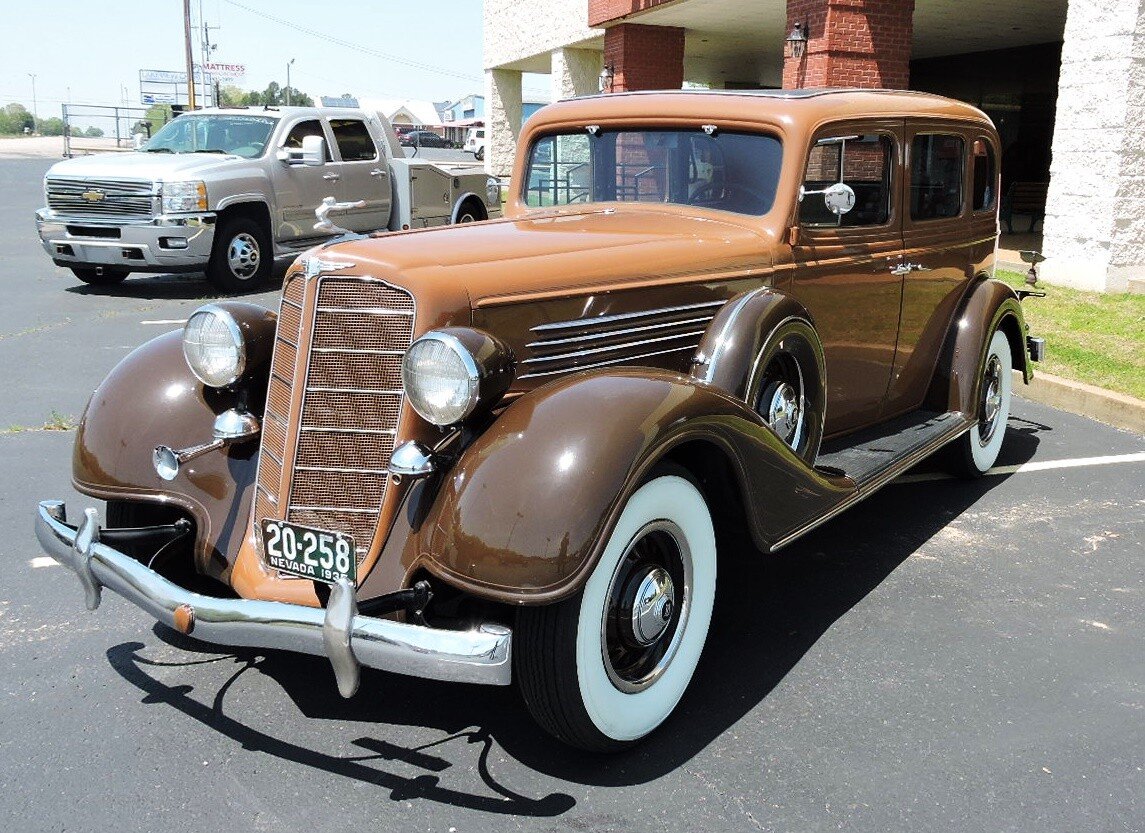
1014 370 1145 435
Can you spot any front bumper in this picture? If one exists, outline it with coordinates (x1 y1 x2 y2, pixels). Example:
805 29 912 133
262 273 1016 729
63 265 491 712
35 209 217 272
34 500 512 697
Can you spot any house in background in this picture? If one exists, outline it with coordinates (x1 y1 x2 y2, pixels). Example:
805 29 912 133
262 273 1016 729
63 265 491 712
484 0 1145 294
441 93 550 146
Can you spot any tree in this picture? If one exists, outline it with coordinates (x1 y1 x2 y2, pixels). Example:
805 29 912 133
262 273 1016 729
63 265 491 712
218 84 247 107
0 103 33 135
84 126 104 138
38 117 65 136
232 82 314 107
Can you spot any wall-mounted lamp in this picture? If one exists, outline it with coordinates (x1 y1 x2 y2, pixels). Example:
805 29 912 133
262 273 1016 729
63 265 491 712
599 64 615 93
785 23 808 60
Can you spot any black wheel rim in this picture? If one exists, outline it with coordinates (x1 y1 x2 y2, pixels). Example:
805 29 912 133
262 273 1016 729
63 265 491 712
601 520 691 693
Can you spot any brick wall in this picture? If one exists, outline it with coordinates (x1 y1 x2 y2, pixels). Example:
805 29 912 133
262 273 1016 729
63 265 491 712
603 23 685 91
588 0 675 27
783 0 915 90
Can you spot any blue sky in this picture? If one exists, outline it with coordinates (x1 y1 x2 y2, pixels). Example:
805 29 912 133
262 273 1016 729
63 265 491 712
1 0 491 115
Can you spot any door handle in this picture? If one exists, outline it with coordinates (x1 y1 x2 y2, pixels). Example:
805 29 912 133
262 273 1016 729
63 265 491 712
322 173 340 181
369 168 386 177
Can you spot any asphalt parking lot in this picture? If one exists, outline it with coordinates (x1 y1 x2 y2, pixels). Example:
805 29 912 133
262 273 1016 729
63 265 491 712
1 155 1142 833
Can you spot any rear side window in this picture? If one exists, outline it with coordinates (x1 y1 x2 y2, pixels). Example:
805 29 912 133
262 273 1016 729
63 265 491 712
330 119 377 162
800 134 893 227
911 134 964 220
972 138 996 211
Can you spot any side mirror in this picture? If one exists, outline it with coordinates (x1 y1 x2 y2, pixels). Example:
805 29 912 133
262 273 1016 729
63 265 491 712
301 135 326 166
276 147 301 164
822 182 855 216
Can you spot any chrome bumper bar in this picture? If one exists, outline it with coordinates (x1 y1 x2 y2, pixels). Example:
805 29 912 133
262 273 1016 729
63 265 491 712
35 500 512 697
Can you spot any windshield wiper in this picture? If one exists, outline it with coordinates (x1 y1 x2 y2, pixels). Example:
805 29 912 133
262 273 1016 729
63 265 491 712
197 148 231 154
143 147 173 153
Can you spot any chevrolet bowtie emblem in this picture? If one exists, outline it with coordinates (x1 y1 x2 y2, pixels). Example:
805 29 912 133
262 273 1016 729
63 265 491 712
81 189 106 203
301 257 355 278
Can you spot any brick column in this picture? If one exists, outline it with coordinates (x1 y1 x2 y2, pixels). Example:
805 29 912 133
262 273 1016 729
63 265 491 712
783 0 914 90
602 23 685 92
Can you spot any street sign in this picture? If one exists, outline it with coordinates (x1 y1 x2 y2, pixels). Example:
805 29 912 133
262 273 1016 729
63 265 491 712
139 68 214 108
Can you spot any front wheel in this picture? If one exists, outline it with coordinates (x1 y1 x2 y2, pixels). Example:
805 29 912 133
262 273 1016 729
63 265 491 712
515 470 717 751
207 216 271 293
70 266 128 286
947 329 1013 477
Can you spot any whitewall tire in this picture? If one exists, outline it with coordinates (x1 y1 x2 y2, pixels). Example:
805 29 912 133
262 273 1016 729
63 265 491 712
516 470 717 751
949 329 1013 477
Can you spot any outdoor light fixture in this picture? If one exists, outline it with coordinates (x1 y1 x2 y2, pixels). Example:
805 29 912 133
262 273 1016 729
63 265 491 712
599 64 615 93
785 22 808 60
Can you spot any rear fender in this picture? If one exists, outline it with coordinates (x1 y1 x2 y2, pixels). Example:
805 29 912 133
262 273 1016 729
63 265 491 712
413 368 853 605
926 277 1030 415
72 316 271 580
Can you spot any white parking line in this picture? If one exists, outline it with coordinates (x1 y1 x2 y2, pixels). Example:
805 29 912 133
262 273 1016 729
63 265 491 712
141 319 188 325
895 451 1145 484
30 556 59 568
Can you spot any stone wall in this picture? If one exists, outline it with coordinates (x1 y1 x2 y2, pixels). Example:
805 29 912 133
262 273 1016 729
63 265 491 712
1042 0 1145 292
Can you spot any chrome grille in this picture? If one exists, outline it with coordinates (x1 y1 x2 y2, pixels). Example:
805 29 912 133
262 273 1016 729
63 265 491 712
520 299 724 379
46 176 155 219
259 275 415 567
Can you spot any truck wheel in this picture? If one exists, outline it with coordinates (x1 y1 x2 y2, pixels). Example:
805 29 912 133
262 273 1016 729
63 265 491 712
207 216 270 293
946 328 1013 477
475 147 484 162
455 198 484 224
516 468 717 751
70 267 128 286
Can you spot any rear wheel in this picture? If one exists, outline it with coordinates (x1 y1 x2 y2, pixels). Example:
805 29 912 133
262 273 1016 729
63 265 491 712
515 468 717 751
474 146 485 162
207 216 271 293
455 198 484 224
70 266 128 285
947 329 1013 477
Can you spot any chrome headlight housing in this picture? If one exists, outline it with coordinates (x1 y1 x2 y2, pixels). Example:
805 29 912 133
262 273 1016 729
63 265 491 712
183 305 246 387
161 180 208 213
402 328 514 427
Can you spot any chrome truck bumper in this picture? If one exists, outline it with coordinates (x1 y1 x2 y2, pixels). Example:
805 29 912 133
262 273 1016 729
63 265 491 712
35 209 217 272
35 500 512 697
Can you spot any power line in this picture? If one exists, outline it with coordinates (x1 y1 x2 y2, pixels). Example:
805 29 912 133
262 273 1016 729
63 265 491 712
223 0 482 84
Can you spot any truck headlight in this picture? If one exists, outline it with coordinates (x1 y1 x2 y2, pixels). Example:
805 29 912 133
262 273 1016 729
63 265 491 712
183 305 246 387
162 180 208 213
402 328 514 426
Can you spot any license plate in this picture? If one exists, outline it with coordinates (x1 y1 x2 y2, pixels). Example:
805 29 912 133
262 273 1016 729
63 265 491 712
262 519 356 585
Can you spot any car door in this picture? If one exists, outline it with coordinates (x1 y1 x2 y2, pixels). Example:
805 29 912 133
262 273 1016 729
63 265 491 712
788 120 906 436
271 117 340 242
328 117 392 232
882 123 985 416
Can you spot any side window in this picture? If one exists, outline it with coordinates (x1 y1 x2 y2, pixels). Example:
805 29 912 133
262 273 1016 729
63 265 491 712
800 134 893 228
329 119 377 162
911 134 964 220
524 134 592 207
972 138 996 211
283 119 331 161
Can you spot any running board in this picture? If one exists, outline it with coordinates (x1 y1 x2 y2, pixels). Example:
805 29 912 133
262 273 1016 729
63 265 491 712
770 409 973 552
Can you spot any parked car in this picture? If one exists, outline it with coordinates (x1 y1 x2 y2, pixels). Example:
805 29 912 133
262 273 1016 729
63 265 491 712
399 129 449 149
34 107 499 291
36 89 1043 752
464 127 486 161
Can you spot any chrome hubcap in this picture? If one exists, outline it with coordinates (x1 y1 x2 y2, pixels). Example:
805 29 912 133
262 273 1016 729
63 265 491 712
603 520 691 693
979 354 1003 444
765 381 803 447
227 233 260 279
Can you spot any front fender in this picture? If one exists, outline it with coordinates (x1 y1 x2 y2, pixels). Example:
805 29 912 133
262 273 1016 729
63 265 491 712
72 329 262 580
414 368 854 605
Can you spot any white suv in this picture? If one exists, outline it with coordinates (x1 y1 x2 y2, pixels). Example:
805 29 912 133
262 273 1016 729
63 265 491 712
464 127 486 161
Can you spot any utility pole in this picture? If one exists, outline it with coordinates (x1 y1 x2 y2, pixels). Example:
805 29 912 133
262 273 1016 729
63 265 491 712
199 0 219 106
27 73 37 134
183 0 196 110
286 58 295 106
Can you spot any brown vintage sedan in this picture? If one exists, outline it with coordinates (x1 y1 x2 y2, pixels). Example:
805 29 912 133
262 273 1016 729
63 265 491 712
36 89 1043 751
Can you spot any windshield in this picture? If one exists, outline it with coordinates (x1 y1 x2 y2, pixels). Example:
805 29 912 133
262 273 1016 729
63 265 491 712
144 114 277 158
523 129 783 216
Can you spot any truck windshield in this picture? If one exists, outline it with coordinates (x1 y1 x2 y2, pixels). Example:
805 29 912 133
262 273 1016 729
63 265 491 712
523 129 783 216
144 115 277 158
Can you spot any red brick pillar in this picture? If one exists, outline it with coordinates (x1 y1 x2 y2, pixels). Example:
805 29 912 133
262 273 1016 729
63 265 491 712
783 0 914 90
603 23 685 92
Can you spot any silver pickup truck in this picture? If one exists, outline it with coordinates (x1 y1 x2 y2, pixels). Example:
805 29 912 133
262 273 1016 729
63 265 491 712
35 107 501 291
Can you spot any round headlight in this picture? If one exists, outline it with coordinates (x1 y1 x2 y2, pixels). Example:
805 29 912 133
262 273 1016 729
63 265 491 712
402 332 480 426
183 305 246 387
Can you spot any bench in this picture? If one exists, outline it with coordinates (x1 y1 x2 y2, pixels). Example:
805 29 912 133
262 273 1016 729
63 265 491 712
1001 181 1049 234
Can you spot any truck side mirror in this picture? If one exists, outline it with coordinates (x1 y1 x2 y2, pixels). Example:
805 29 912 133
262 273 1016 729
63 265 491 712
301 135 326 166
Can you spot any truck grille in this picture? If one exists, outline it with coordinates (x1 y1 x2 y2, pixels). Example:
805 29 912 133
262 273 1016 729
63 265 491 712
46 176 155 219
254 273 415 570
